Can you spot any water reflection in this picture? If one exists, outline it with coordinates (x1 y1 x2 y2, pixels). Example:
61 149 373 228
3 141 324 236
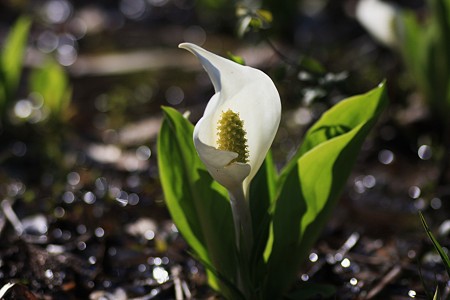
94 227 105 238
138 264 147 272
408 186 421 199
144 230 155 240
43 0 73 24
88 256 97 264
45 269 54 279
14 99 33 119
309 252 318 263
7 181 26 197
67 172 80 186
77 224 87 235
353 175 376 194
152 266 169 284
37 31 59 53
430 197 441 210
120 0 147 20
62 191 75 204
340 258 350 268
10 141 27 157
378 149 394 165
108 247 117 257
362 175 376 188
78 241 87 250
127 175 141 189
57 43 78 66
183 25 206 45
136 145 151 160
129 193 140 205
418 144 432 160
54 207 65 218
83 191 96 204
165 86 184 106
116 191 129 206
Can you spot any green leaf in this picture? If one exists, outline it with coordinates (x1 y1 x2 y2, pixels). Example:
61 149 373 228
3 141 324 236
433 286 439 300
419 211 450 277
0 17 31 112
398 11 424 85
30 59 71 121
157 106 238 296
227 52 246 65
299 56 326 75
398 1 450 115
264 82 388 299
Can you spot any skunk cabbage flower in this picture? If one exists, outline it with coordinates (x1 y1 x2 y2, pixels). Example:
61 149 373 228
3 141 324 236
356 0 400 48
179 43 281 196
179 42 281 249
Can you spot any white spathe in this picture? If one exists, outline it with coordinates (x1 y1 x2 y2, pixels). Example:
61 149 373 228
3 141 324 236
356 0 400 48
179 42 281 197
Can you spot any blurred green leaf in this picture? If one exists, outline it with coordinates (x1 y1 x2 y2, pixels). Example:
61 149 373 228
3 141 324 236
30 59 72 121
227 52 246 65
157 106 239 297
399 11 423 81
398 0 450 116
0 16 31 113
264 82 388 299
236 4 272 36
248 11 272 31
420 211 450 277
299 56 326 75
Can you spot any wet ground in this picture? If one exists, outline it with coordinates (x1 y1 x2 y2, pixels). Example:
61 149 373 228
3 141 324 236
0 0 449 299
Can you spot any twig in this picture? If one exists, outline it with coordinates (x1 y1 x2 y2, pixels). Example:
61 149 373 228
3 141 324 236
365 265 402 299
181 280 192 299
336 232 360 258
172 266 183 300
264 38 298 67
0 209 5 236
0 282 15 298
1 198 23 235
307 232 360 278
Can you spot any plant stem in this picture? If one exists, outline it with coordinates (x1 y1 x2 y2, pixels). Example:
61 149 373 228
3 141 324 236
229 186 253 297
229 187 253 255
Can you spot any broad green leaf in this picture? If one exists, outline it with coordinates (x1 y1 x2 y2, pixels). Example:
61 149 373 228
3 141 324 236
0 17 31 112
277 82 387 191
264 83 387 299
30 59 71 121
157 107 238 296
420 211 450 277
